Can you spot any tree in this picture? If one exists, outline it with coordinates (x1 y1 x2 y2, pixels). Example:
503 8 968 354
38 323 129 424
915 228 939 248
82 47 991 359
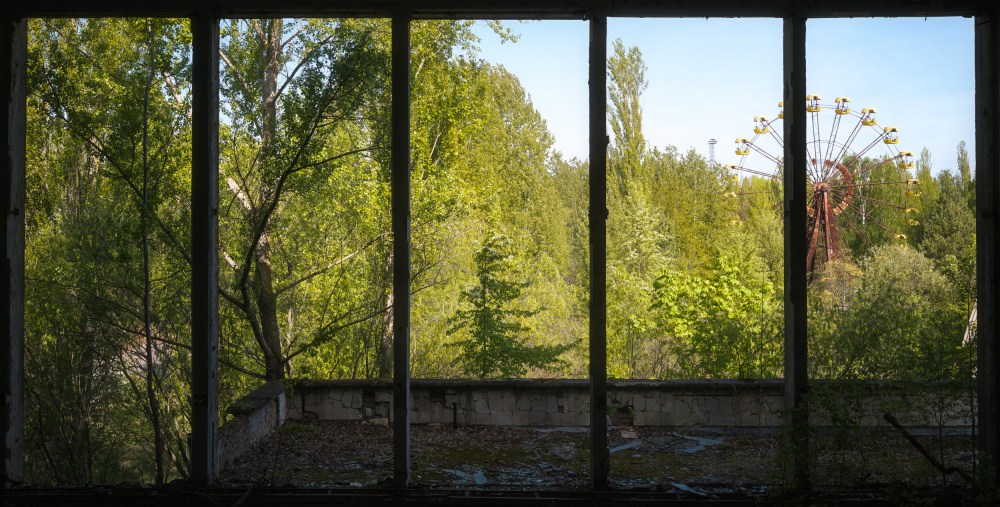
809 245 962 379
910 147 939 247
27 17 193 483
447 234 571 378
649 256 782 379
608 39 648 201
217 19 392 381
921 170 975 270
957 140 975 212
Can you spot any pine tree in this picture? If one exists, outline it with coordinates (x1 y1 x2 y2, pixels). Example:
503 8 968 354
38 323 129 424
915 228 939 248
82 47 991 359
447 234 571 378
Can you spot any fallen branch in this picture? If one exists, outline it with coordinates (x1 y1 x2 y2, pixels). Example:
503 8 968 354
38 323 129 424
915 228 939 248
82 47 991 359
882 412 979 492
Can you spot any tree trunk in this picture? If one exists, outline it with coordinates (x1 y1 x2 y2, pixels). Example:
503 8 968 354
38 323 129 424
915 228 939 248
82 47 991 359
256 19 285 381
378 249 393 378
142 22 164 484
255 234 285 380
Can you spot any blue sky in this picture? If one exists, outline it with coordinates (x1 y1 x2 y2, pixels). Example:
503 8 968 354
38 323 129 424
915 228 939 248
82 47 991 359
471 17 975 176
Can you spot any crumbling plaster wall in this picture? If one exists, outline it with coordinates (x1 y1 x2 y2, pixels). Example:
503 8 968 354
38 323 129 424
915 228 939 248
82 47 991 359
282 379 971 430
219 382 288 470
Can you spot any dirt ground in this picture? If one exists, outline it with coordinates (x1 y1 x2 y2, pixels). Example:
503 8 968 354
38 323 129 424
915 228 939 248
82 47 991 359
221 420 979 498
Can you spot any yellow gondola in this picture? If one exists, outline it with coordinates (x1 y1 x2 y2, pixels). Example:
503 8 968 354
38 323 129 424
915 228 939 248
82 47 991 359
906 179 920 185
862 108 877 126
778 101 784 119
806 94 821 113
894 234 907 240
898 150 914 169
883 127 900 145
735 138 749 156
906 191 922 197
905 208 918 213
835 97 851 115
754 116 769 134
909 219 920 226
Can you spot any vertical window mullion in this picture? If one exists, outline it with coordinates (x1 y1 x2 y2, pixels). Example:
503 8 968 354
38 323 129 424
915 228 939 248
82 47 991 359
588 13 609 490
1 16 26 487
976 8 1000 485
782 13 809 491
190 11 220 486
391 13 411 489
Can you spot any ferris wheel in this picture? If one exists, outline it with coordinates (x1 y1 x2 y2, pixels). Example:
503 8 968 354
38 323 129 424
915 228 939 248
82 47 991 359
728 95 920 272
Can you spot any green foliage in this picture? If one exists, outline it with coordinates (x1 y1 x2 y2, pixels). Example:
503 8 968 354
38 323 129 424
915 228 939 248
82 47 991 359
649 257 782 379
608 39 647 200
22 15 983 490
447 235 572 378
809 245 965 379
921 170 976 272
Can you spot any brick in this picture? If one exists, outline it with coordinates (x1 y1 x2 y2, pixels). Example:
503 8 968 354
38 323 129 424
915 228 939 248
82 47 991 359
415 397 430 413
615 390 628 404
503 394 516 412
529 409 546 425
531 397 547 411
516 394 532 411
633 410 646 426
429 402 444 423
493 412 512 426
513 410 529 425
474 399 489 413
632 394 645 412
320 401 337 420
660 394 675 411
416 409 430 424
476 412 491 425
375 391 391 403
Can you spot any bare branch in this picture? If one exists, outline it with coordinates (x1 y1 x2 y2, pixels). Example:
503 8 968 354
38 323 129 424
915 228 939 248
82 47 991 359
160 71 191 120
275 232 389 297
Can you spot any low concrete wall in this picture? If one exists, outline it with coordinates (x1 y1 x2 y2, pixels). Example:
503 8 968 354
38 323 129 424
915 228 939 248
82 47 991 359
219 382 287 470
285 379 974 430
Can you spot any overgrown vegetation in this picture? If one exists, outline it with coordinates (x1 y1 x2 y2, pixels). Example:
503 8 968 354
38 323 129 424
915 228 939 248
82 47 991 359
23 19 977 488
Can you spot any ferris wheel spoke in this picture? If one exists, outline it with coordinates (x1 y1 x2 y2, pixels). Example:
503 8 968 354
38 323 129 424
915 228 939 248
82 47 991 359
738 96 910 271
734 166 784 180
830 179 914 189
748 141 783 167
845 156 902 181
823 119 846 179
842 199 902 236
766 118 784 148
843 133 890 172
836 191 908 210
809 103 824 170
829 117 865 170
837 210 877 250
802 145 823 182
